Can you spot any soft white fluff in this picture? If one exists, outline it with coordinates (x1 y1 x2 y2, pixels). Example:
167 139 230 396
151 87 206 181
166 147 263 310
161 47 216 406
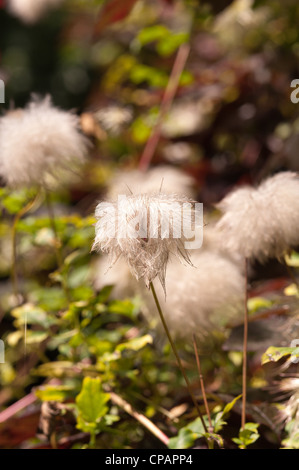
0 96 89 188
92 193 201 292
94 106 133 136
93 247 244 340
277 377 299 447
106 166 196 201
216 172 299 262
7 0 64 23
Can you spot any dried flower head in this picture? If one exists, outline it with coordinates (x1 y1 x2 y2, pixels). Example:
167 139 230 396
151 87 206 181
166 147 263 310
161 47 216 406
216 171 299 262
0 96 89 188
92 193 202 292
106 165 196 201
7 0 64 24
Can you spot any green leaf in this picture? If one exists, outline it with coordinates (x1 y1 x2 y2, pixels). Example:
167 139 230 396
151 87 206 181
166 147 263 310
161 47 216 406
261 346 299 365
1 188 36 214
168 428 196 449
156 32 189 57
11 303 57 328
232 422 260 449
76 377 110 425
96 285 114 303
247 297 273 313
130 64 168 87
213 395 242 433
285 251 299 267
25 331 48 344
35 385 74 402
137 25 169 45
108 299 138 318
221 394 242 418
116 334 153 352
131 116 152 144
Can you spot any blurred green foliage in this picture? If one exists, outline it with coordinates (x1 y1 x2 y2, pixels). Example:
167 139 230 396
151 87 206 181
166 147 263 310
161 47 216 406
1 0 299 449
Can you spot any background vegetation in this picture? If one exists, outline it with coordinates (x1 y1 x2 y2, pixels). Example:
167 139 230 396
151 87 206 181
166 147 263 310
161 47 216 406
1 0 299 449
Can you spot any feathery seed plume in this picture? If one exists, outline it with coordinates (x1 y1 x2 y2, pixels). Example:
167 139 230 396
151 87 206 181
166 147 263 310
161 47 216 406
0 96 89 188
92 193 202 292
216 171 299 262
7 0 64 24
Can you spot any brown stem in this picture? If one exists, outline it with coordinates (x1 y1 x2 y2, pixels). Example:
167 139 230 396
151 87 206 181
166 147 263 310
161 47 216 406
242 257 249 429
138 43 190 172
149 281 208 433
109 391 169 446
192 334 213 433
0 392 37 424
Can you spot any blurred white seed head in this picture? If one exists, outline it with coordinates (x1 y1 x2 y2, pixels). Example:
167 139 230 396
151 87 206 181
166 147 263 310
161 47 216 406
141 249 244 340
93 246 244 340
92 193 202 292
0 96 89 188
7 0 64 23
216 172 299 262
106 165 196 200
94 106 133 136
276 377 299 445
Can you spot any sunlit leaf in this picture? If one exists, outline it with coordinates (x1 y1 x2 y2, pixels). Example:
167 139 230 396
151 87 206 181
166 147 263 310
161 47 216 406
116 334 153 352
76 376 110 425
35 385 74 402
261 346 299 365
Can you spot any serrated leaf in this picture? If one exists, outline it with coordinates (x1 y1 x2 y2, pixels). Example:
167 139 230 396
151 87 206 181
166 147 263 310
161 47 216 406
233 422 260 448
76 377 110 424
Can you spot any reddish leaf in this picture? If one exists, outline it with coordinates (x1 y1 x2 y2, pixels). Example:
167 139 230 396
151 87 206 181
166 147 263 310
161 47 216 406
94 0 139 37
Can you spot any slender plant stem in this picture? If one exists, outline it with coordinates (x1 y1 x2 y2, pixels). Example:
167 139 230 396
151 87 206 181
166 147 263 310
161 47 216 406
0 392 36 424
242 257 249 429
149 281 208 433
192 334 213 433
44 189 70 303
138 43 190 172
109 391 169 446
11 192 39 300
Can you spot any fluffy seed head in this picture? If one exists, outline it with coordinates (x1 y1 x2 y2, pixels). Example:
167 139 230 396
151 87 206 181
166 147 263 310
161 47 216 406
92 193 202 292
0 96 89 188
106 165 196 201
94 106 133 136
216 172 299 262
276 377 299 445
7 0 64 23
